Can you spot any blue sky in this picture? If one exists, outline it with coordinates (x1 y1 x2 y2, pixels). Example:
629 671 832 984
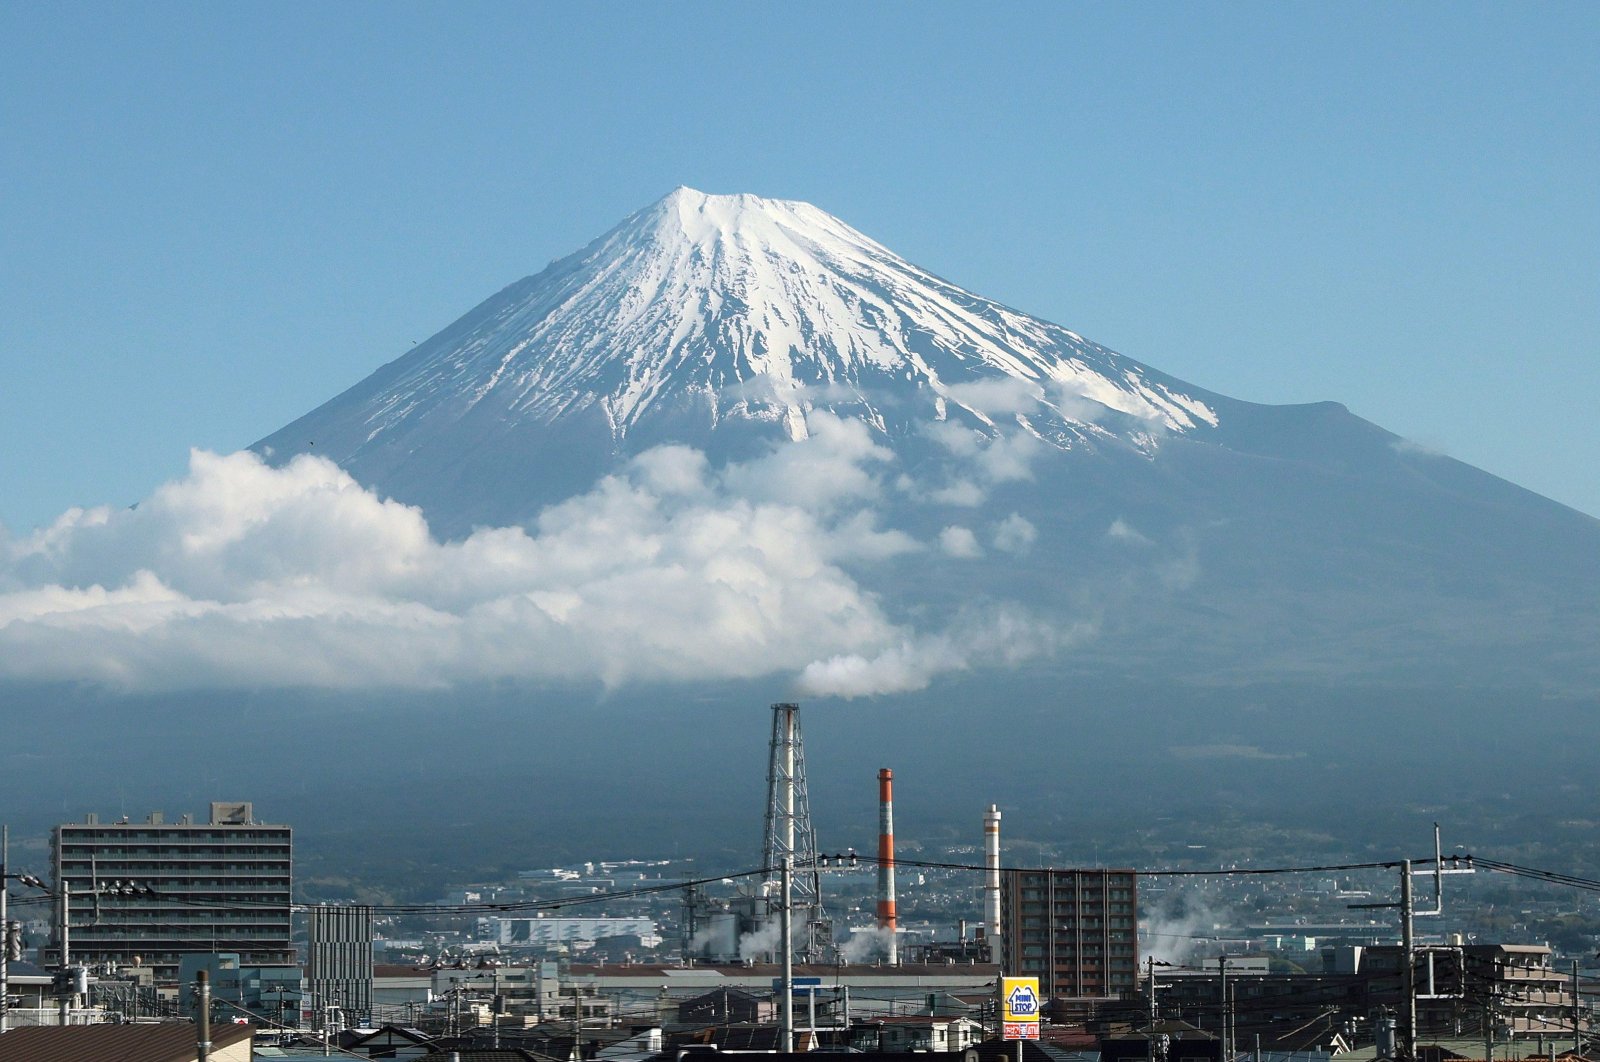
3 2 1596 531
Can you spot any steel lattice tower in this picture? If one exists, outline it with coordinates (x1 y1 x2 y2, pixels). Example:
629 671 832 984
761 702 831 961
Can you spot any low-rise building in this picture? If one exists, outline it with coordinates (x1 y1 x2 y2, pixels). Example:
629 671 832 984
867 1014 984 1052
483 916 660 950
176 951 302 1026
677 987 775 1025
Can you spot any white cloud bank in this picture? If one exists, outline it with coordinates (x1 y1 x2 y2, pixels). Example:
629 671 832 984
0 413 1077 696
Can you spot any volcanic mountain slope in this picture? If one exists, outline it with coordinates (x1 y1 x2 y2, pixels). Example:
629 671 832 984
255 188 1600 688
258 188 1226 522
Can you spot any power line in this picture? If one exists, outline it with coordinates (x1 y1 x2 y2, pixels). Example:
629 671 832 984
19 852 1600 939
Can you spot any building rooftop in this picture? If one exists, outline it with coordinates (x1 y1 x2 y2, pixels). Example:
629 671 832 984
569 962 999 977
0 1021 253 1062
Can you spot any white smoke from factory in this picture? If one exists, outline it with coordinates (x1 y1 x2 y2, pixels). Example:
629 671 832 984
838 926 897 964
737 919 787 963
1141 890 1234 966
689 921 737 961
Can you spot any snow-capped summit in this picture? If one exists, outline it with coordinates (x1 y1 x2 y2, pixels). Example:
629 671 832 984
252 186 1600 691
257 188 1221 502
594 186 1218 441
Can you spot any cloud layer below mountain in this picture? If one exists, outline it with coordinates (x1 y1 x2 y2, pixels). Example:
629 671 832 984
0 414 1078 695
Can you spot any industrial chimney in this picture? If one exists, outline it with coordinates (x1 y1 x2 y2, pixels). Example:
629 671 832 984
877 768 898 965
984 804 1001 941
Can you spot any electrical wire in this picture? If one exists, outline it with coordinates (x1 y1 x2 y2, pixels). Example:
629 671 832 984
27 852 1594 922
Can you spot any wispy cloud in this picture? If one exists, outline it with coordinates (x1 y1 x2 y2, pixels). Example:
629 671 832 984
938 525 983 558
941 377 1042 416
1106 517 1152 546
991 514 1036 555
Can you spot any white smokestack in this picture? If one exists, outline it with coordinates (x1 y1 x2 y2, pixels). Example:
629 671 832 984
984 804 1001 940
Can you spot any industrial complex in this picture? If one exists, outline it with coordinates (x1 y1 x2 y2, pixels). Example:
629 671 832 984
0 703 1594 1062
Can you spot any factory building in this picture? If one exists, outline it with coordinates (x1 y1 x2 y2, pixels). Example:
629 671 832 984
1001 867 1139 999
47 802 293 983
485 915 660 950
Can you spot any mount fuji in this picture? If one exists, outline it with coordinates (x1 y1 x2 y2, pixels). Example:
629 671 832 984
5 188 1599 874
258 187 1227 529
255 187 1600 690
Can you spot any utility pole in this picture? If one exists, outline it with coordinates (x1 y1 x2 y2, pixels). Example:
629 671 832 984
1401 860 1416 1062
1148 956 1158 1028
781 855 795 1052
1219 954 1231 1062
1574 960 1582 1059
57 878 71 1026
571 984 587 1062
58 874 69 971
1349 834 1472 1062
1 825 9 1036
196 969 212 1062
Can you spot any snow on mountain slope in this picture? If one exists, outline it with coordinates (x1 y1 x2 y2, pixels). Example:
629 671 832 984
258 188 1220 482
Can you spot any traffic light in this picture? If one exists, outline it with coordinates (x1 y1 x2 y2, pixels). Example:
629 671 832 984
4 920 22 962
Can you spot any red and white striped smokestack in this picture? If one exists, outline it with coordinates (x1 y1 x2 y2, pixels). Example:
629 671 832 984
877 768 898 965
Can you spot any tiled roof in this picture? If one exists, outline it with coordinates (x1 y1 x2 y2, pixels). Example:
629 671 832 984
0 1021 253 1062
374 963 432 977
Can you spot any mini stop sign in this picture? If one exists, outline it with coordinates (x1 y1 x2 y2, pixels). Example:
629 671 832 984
1001 976 1041 1022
